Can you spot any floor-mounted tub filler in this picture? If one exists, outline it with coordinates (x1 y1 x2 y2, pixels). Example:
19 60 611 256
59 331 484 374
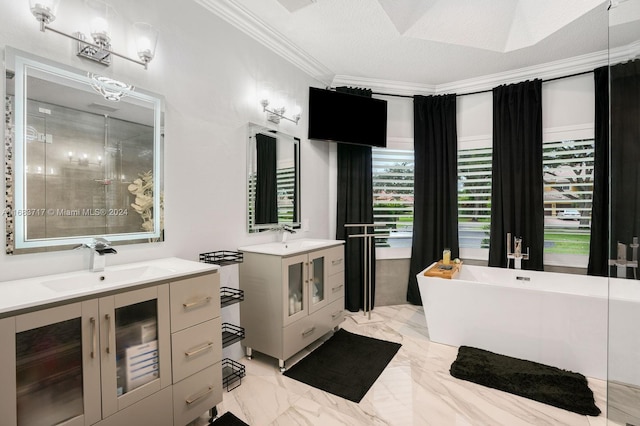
417 263 609 380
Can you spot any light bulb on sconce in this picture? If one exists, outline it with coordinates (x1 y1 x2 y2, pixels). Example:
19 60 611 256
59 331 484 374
133 22 159 64
28 1 158 69
68 151 74 161
292 105 302 123
90 17 110 45
260 98 301 125
29 0 60 30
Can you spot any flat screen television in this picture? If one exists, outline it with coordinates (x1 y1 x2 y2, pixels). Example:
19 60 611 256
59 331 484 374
308 87 387 148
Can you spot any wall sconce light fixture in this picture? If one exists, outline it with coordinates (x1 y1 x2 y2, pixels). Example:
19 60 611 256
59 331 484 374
28 0 158 69
260 99 301 125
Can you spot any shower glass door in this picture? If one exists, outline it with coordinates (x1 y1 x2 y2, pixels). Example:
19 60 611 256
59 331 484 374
607 2 640 425
21 99 154 244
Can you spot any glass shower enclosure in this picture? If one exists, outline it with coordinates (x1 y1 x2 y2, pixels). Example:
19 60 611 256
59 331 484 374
607 1 640 424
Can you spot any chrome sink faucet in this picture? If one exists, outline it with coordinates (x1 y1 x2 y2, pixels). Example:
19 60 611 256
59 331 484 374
76 237 117 272
270 224 297 242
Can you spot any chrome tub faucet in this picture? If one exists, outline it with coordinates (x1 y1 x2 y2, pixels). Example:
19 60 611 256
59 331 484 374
506 232 529 270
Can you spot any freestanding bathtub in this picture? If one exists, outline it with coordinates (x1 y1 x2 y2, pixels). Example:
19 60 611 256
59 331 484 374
417 263 608 380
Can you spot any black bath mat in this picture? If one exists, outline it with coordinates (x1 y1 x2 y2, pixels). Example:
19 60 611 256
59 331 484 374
450 346 601 416
283 329 401 403
211 411 249 426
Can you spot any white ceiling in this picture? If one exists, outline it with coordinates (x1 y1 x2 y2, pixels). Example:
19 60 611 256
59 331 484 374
196 0 640 93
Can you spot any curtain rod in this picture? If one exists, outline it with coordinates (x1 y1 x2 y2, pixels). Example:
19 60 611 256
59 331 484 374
336 70 594 99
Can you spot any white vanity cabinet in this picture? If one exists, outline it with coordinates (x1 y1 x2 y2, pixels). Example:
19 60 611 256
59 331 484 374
168 274 223 426
0 300 102 426
0 264 222 426
239 243 345 371
0 284 171 426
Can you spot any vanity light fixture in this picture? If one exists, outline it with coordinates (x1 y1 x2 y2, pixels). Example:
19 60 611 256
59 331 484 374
28 0 158 69
260 99 302 125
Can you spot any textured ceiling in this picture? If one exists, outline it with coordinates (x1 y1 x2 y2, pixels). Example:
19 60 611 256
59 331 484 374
199 0 640 89
377 0 603 52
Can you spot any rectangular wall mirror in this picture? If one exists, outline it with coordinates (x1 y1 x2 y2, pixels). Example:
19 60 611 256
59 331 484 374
247 123 300 233
4 47 164 254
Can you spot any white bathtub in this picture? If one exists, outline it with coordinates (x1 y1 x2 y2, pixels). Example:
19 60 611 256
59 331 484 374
417 263 608 380
608 277 640 386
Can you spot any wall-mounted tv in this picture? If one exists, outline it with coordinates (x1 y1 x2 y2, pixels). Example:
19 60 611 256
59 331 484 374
308 87 387 148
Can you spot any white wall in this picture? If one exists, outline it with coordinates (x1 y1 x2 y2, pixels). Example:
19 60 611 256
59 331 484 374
0 0 331 282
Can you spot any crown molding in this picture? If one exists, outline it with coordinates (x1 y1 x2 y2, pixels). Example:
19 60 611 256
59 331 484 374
333 42 639 97
195 0 640 97
331 75 436 96
195 0 334 85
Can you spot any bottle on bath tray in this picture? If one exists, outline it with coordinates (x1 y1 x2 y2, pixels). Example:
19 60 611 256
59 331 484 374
443 248 451 265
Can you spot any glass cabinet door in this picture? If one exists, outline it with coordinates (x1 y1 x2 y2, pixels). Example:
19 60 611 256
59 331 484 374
309 250 331 314
13 301 101 426
100 284 170 418
283 254 308 326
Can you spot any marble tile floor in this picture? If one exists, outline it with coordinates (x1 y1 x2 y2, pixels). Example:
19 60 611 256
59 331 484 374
198 304 613 426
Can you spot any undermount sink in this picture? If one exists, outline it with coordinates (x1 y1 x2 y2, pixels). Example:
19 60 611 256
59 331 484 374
238 238 343 256
42 265 176 292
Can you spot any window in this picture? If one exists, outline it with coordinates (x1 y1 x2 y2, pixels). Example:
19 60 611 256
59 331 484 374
457 147 492 249
372 148 414 247
543 139 594 255
247 165 297 227
372 138 594 258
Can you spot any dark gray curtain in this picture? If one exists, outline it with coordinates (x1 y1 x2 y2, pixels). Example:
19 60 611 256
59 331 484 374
587 66 610 276
609 60 640 278
488 80 544 270
255 133 278 225
335 86 376 312
407 94 459 305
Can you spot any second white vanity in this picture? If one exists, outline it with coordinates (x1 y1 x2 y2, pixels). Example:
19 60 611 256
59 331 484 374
0 257 222 426
238 239 345 371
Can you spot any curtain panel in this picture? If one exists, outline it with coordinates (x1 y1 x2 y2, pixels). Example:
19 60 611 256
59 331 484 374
609 60 640 278
255 133 278 225
587 66 610 276
407 94 459 305
488 79 544 271
335 86 377 312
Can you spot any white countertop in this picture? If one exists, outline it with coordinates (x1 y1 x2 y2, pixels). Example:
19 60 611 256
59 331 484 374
0 257 219 317
238 238 344 256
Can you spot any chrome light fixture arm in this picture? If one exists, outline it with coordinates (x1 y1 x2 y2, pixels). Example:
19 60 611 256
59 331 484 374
38 24 150 68
260 99 301 125
30 2 155 69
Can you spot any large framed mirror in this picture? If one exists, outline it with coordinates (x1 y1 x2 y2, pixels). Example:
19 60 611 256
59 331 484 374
246 123 300 233
4 47 164 254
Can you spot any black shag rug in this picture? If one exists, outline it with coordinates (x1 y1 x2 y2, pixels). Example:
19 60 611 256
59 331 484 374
211 411 249 426
283 329 401 403
450 346 601 416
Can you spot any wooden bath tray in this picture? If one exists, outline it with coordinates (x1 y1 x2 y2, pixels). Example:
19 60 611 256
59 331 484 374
424 260 462 279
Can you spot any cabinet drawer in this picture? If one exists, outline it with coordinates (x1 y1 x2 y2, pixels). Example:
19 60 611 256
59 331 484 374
282 298 345 360
327 273 345 304
171 317 222 383
173 363 222 426
170 273 220 333
326 245 345 276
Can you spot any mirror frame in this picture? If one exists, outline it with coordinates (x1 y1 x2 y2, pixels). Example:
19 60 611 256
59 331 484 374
5 47 164 252
246 122 301 233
